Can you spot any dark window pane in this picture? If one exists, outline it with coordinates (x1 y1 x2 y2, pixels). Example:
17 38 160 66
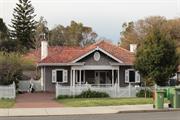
129 71 135 82
57 71 63 82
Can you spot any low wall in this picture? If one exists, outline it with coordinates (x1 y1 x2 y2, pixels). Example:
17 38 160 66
0 82 16 99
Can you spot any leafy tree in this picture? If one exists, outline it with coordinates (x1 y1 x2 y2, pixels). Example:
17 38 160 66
0 18 9 40
119 16 166 49
0 18 17 52
49 21 97 46
119 16 180 55
134 28 179 86
10 0 36 52
34 16 49 49
0 52 35 85
0 52 22 85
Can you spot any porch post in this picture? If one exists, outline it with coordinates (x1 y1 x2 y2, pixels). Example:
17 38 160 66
75 70 77 84
117 69 120 87
112 69 114 86
72 70 75 87
83 70 85 83
70 69 72 87
80 70 82 85
72 69 76 96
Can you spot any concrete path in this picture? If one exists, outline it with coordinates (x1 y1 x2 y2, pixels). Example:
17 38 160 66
14 92 63 108
0 104 180 117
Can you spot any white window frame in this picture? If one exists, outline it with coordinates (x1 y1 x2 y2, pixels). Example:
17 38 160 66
52 69 68 83
125 69 140 83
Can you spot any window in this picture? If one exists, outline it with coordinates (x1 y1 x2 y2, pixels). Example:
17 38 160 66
125 69 140 83
129 70 135 82
52 69 68 83
57 70 63 82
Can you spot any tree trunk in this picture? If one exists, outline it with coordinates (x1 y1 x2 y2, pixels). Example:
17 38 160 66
145 81 147 98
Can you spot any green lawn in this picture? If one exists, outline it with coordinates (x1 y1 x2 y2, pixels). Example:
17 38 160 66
0 99 15 108
57 98 159 107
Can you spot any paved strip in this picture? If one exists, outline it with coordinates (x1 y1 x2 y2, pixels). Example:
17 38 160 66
0 104 180 117
0 111 179 120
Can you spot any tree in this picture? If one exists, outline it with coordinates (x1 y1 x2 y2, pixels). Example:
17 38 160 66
10 0 36 52
34 16 49 49
0 18 9 40
49 21 97 46
134 28 179 86
0 18 17 52
119 16 180 55
0 52 22 85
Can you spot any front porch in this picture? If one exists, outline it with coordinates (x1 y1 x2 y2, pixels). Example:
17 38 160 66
70 65 120 87
55 65 136 98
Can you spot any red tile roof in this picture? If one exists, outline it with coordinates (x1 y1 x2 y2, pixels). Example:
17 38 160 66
24 41 135 65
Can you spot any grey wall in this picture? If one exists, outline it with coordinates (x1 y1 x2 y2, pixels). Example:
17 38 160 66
44 66 71 92
119 66 142 87
78 50 118 65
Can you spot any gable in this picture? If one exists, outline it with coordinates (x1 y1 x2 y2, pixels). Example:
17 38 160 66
77 50 119 65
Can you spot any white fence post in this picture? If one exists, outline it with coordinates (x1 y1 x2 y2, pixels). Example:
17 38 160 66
13 82 16 99
55 83 58 98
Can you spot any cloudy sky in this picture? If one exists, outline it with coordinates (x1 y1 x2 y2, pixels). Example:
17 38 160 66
0 0 180 43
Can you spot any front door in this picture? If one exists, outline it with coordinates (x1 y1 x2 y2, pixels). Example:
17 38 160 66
95 71 107 84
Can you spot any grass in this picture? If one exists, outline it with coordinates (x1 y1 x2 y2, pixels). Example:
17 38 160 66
0 99 15 108
57 97 163 107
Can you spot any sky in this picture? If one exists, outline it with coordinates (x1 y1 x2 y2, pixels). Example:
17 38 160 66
0 0 180 43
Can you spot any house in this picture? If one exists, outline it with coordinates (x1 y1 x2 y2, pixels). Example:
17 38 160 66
25 40 141 97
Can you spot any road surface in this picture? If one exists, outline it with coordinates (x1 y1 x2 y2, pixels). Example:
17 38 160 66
0 111 179 120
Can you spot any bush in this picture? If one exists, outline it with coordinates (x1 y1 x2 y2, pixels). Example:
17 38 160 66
136 89 153 98
57 95 74 99
0 52 23 85
77 89 109 98
57 89 110 99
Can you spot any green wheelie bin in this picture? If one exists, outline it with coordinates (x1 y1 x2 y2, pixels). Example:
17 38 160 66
173 87 180 108
155 89 165 109
168 87 175 108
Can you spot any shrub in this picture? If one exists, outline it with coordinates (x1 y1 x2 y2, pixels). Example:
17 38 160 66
57 89 110 99
136 89 153 98
57 95 74 99
77 89 109 98
0 52 23 85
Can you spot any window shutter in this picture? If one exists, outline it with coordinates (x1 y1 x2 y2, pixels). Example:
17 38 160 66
135 71 140 83
52 70 56 83
63 70 68 83
125 70 129 83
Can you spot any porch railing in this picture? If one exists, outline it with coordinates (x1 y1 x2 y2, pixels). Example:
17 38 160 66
56 83 136 98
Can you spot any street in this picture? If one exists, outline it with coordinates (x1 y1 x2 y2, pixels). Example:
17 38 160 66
0 111 179 120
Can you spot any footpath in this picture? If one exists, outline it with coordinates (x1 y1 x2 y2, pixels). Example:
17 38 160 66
0 104 180 117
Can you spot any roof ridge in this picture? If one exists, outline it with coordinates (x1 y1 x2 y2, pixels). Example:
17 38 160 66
100 40 134 54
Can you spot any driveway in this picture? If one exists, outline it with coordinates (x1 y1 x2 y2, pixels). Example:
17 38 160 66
14 92 63 108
